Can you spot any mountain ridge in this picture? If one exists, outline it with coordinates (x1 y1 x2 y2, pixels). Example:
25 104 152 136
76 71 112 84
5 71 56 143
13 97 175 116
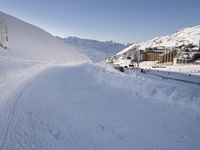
61 36 131 62
117 25 200 56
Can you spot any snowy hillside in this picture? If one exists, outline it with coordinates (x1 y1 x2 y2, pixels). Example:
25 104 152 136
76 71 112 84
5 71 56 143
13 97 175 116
118 25 200 55
0 11 88 112
0 11 200 150
0 11 86 63
62 36 130 62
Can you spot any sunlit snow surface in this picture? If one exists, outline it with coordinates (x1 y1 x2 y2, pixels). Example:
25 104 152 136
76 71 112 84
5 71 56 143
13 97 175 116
0 11 200 150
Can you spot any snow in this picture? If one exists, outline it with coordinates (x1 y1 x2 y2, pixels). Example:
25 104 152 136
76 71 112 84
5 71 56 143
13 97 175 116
117 25 200 56
150 64 200 74
0 11 87 63
138 61 200 74
1 63 200 150
0 11 200 150
62 36 130 62
134 61 200 83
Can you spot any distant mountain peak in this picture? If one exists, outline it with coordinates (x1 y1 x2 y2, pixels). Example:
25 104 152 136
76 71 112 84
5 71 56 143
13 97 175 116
117 25 200 56
62 36 131 62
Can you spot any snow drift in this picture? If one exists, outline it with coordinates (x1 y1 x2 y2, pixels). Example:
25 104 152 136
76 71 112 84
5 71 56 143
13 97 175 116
0 11 86 63
1 63 200 150
0 11 88 107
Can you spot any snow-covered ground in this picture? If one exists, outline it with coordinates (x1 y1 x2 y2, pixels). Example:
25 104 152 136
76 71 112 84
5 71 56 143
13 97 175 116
0 11 200 150
0 11 87 63
61 36 130 62
151 64 200 74
1 62 200 150
134 61 200 84
138 61 200 74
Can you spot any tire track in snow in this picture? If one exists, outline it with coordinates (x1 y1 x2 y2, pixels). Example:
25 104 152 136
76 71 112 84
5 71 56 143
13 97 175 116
0 86 25 150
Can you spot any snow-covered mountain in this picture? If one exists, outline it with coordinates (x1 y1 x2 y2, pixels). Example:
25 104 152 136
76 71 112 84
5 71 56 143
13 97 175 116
0 11 86 63
62 36 130 62
0 11 200 150
117 25 200 56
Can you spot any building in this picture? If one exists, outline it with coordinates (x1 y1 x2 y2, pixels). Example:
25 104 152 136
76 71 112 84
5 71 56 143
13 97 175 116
159 50 177 64
140 50 164 61
172 47 200 64
174 50 194 64
195 58 200 64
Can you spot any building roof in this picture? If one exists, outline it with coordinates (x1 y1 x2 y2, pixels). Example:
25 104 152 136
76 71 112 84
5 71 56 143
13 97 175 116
176 51 194 59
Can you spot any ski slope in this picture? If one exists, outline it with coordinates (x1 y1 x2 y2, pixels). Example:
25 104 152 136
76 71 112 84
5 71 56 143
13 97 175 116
0 11 200 150
0 64 200 150
0 10 88 109
0 11 86 63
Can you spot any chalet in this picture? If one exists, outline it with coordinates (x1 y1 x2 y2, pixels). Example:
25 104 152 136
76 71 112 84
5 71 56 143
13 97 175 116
172 47 200 64
174 50 194 64
195 58 200 64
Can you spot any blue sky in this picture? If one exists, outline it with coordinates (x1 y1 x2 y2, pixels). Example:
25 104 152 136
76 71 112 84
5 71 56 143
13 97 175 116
0 0 200 43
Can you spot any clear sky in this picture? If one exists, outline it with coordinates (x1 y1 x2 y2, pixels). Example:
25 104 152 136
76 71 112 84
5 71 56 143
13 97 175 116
0 0 200 43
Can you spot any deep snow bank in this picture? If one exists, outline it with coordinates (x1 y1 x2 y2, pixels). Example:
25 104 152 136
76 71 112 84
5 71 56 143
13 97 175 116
0 11 87 63
0 11 89 104
1 64 200 150
86 63 200 110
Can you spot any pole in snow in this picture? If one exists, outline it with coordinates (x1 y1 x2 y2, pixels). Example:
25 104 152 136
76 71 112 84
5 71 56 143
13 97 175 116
105 48 108 69
0 19 8 49
137 51 140 68
199 40 200 49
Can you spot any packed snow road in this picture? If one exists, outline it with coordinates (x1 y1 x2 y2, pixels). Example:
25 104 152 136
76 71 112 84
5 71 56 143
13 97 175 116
0 64 200 150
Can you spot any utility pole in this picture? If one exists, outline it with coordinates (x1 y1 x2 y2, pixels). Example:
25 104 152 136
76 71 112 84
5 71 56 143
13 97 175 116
103 48 108 82
137 51 140 68
105 48 108 69
0 19 8 49
199 40 200 50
